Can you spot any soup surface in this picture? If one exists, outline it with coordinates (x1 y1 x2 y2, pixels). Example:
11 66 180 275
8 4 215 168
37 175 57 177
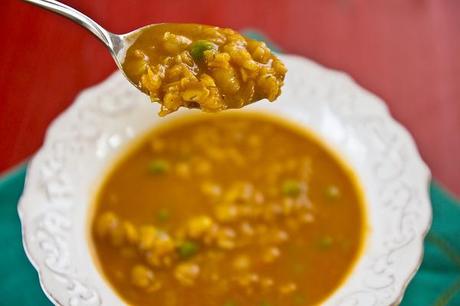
123 24 286 116
91 113 365 306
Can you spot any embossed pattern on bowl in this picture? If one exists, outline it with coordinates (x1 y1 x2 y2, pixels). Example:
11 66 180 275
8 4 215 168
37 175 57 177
18 55 432 306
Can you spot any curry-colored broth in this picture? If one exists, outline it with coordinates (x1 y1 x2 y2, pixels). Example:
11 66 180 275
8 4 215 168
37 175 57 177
90 113 366 306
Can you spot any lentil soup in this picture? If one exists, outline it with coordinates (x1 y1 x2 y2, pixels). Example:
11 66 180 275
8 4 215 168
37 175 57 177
122 24 286 116
90 113 366 306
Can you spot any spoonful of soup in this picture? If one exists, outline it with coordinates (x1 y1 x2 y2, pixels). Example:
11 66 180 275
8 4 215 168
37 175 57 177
24 0 287 116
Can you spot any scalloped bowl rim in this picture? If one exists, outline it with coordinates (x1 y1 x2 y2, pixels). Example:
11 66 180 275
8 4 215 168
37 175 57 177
19 54 432 306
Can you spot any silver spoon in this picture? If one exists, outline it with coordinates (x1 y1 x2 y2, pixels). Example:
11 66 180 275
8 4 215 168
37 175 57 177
23 0 149 88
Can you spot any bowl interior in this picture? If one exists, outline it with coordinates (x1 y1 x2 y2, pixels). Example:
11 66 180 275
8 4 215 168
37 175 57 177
19 55 431 306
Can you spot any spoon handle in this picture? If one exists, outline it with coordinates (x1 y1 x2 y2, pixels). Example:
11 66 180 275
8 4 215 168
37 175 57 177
23 0 120 54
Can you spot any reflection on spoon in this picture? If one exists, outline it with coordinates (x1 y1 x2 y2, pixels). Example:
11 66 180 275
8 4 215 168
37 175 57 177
24 0 287 116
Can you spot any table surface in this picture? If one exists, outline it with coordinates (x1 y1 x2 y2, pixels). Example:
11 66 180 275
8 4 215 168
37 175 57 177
1 0 459 196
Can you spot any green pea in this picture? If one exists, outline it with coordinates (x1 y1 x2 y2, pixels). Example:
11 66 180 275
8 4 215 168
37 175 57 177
293 294 306 305
223 301 237 306
190 40 216 60
148 159 170 175
156 209 170 223
292 262 306 275
318 235 334 250
324 184 340 200
282 179 301 197
178 240 199 259
260 301 273 306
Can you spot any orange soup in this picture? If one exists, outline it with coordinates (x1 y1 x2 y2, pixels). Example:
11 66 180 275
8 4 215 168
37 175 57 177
90 113 365 306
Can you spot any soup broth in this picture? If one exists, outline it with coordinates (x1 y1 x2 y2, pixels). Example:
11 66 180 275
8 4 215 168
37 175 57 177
90 113 366 306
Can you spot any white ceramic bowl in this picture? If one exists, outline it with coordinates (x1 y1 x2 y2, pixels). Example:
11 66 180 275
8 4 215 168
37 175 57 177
19 55 431 306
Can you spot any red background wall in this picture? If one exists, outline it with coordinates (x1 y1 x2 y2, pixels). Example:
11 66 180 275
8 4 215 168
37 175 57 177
1 0 459 196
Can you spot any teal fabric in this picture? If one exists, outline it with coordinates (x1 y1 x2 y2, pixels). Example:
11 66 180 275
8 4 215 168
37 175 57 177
1 32 459 306
401 184 460 306
0 164 52 306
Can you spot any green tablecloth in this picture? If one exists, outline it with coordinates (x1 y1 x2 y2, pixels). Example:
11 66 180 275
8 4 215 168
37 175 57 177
1 33 460 306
